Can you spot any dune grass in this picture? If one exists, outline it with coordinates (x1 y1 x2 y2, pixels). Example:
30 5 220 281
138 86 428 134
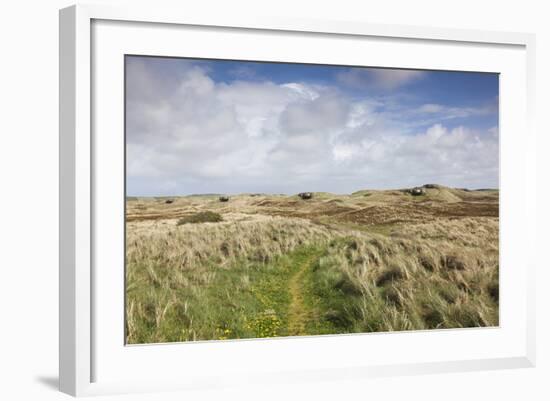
177 211 223 225
126 203 498 343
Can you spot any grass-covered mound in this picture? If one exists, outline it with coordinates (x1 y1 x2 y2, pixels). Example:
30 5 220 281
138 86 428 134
177 211 223 225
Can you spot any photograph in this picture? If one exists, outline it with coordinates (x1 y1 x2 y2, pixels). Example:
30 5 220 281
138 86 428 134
124 55 499 344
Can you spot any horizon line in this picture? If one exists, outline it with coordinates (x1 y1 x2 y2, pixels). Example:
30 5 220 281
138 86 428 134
126 185 499 198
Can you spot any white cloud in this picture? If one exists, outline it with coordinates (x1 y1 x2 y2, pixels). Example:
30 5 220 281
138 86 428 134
417 102 496 120
281 83 320 101
279 93 350 136
419 103 444 113
126 61 498 195
337 68 425 90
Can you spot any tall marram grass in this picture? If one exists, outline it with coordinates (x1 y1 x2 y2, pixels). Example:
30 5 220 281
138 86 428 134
126 214 498 343
310 218 499 333
127 216 332 271
126 216 334 343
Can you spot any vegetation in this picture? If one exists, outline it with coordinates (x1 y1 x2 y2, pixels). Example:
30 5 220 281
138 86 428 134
177 211 223 225
126 186 499 343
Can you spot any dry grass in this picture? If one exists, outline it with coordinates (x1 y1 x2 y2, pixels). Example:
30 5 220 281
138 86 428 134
126 186 499 343
127 215 333 272
313 218 499 332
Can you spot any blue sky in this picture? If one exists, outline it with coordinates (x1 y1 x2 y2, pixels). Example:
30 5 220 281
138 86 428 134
126 56 499 196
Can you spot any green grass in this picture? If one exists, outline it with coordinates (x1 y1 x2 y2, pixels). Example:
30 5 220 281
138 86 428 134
126 199 499 343
127 230 499 343
127 246 326 342
177 211 223 225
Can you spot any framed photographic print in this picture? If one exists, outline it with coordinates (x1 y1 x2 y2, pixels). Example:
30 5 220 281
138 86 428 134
59 4 536 397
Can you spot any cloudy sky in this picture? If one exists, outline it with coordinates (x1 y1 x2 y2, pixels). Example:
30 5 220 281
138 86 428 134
126 56 498 196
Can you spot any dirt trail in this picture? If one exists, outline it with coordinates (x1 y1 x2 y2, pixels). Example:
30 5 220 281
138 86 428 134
287 252 319 336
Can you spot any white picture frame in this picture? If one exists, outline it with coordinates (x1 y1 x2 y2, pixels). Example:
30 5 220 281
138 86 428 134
59 4 536 397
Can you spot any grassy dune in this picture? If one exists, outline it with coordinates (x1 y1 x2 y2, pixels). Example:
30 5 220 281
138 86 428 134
126 186 499 343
